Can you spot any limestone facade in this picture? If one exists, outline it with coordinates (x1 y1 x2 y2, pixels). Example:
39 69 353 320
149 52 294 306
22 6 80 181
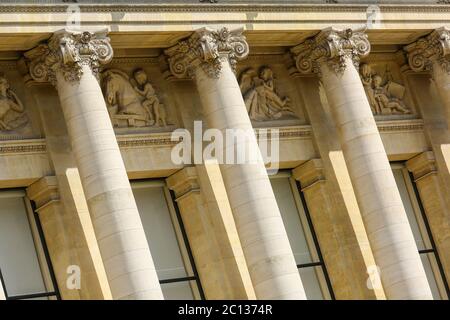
0 1 449 300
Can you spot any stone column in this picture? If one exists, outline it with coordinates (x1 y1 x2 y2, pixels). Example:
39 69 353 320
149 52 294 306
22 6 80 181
291 28 432 300
24 30 163 300
406 152 450 288
405 27 450 127
165 28 306 300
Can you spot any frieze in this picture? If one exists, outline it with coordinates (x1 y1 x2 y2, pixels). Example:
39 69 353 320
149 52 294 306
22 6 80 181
101 68 169 128
239 66 298 121
359 63 411 115
0 75 29 132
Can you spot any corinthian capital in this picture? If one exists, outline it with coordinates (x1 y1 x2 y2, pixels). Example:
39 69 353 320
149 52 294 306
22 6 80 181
165 27 249 79
24 29 113 85
291 27 371 76
405 27 450 74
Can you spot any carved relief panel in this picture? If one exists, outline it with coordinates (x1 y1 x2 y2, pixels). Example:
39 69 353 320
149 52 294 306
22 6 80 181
237 56 306 126
359 56 416 117
0 75 28 131
0 64 39 140
100 62 173 131
239 66 297 121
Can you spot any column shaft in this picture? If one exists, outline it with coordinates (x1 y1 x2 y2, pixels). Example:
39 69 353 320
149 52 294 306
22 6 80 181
194 59 306 299
319 57 432 299
55 66 163 300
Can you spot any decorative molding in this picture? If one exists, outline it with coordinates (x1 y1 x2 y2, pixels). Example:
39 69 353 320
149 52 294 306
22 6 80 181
292 159 326 191
24 29 113 85
256 125 313 140
376 119 424 132
291 27 370 76
406 151 438 182
0 61 22 71
0 139 46 155
405 27 450 74
108 57 160 66
0 119 423 155
26 176 60 212
1 4 450 15
166 166 200 201
116 132 177 148
165 27 249 79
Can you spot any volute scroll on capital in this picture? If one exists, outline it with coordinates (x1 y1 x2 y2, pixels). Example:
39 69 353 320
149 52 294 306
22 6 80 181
165 27 250 79
24 29 114 86
291 28 371 76
404 27 450 74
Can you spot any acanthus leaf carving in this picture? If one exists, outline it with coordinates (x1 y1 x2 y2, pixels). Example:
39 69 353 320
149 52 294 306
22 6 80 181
165 27 249 79
405 27 450 75
291 27 371 76
25 29 113 86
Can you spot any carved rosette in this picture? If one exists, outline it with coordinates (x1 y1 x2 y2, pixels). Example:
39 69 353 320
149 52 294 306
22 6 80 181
165 27 249 79
291 28 371 76
405 27 450 74
24 29 113 85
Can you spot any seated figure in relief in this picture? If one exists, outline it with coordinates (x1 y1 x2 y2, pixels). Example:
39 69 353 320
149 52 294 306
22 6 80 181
360 63 411 115
131 69 167 127
102 68 168 128
239 66 296 121
0 76 28 131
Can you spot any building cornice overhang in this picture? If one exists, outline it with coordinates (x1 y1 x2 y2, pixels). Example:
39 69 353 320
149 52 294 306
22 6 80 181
0 4 450 14
0 3 447 50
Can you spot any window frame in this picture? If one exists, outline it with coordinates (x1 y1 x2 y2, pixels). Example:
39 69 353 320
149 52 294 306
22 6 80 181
0 189 60 300
130 180 205 300
391 163 450 300
270 172 335 300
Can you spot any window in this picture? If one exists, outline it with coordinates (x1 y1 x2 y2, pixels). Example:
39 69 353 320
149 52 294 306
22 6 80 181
270 173 334 300
131 180 204 300
0 189 59 300
392 164 449 300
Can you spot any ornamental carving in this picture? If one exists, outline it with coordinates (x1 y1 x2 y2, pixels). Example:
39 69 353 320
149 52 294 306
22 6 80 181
0 76 28 131
405 27 450 74
101 68 168 128
239 66 296 121
25 29 113 85
165 27 249 79
359 63 411 115
291 28 371 76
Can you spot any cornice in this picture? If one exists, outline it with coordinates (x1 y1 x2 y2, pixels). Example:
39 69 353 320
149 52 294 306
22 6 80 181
0 4 450 14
